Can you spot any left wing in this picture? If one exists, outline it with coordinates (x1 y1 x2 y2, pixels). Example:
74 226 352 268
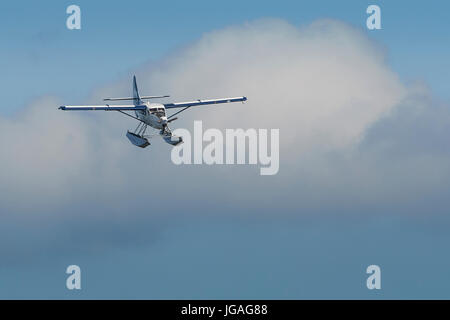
59 105 147 111
164 96 247 109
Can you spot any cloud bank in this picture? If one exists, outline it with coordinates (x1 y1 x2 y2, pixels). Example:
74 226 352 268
1 18 450 260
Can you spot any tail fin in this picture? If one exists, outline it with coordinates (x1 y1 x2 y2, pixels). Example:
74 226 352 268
133 75 142 105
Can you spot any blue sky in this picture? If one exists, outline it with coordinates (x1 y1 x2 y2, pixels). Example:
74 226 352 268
2 0 450 115
1 0 450 299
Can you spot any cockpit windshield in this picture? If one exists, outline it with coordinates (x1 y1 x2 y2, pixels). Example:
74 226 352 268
149 107 165 117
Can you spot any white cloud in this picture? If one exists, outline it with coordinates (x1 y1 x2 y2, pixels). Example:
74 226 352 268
143 19 407 152
1 18 449 256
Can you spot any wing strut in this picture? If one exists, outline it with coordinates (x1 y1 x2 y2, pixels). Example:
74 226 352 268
167 106 191 120
116 110 147 124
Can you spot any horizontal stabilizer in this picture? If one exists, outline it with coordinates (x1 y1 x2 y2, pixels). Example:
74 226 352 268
104 95 170 101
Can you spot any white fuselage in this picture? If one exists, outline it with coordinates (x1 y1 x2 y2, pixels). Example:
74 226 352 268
135 102 167 129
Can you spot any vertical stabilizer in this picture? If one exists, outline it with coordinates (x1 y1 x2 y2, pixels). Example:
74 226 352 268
133 75 142 105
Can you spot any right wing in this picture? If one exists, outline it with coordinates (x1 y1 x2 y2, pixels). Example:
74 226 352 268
59 105 147 111
164 96 247 109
